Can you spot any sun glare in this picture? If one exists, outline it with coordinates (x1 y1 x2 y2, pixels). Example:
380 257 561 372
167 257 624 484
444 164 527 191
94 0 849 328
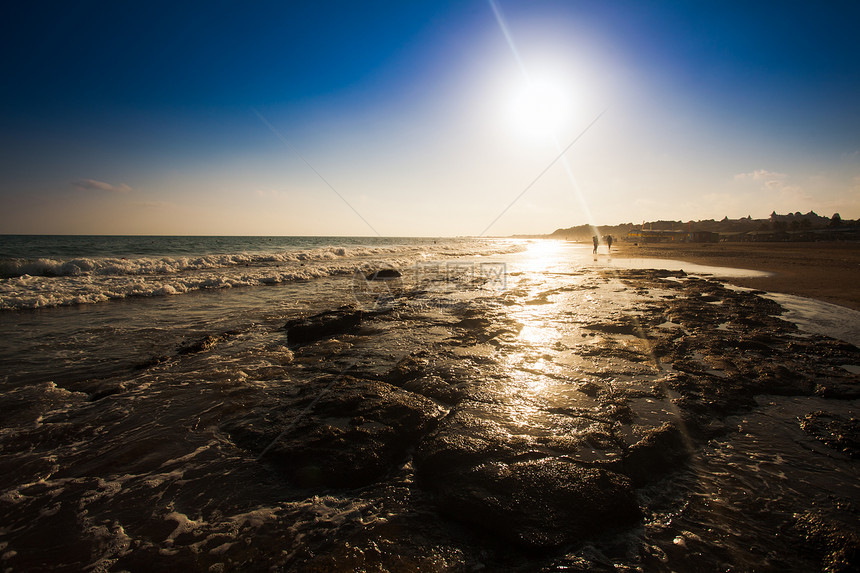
523 239 564 271
508 75 571 138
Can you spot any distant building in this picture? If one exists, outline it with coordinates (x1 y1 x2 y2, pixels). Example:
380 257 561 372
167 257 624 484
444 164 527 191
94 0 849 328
626 229 685 242
688 231 720 243
723 230 789 242
625 229 718 243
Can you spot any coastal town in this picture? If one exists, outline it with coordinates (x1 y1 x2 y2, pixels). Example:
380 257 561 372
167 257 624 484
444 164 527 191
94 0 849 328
549 211 859 243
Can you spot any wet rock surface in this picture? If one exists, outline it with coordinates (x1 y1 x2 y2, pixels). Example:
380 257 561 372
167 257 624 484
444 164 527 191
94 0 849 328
217 265 860 567
431 458 640 548
282 305 363 345
792 511 860 573
365 268 402 280
224 377 445 488
622 422 688 486
800 411 860 458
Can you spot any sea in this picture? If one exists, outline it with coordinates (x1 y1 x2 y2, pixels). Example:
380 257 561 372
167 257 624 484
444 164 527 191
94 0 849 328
1 235 858 571
0 235 529 310
0 234 527 429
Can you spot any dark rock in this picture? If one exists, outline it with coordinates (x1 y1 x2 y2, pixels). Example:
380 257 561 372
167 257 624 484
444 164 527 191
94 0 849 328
750 363 814 396
283 306 363 345
384 353 427 385
431 457 640 548
619 269 686 279
734 339 776 354
223 377 444 489
792 511 860 573
604 402 635 424
402 375 465 405
677 411 731 440
622 422 689 486
365 268 402 280
583 322 641 336
674 384 758 417
133 354 169 370
799 412 860 458
455 316 493 331
89 385 123 401
734 316 768 328
670 358 709 376
576 380 602 397
177 334 219 355
815 380 860 400
414 403 523 479
414 399 637 549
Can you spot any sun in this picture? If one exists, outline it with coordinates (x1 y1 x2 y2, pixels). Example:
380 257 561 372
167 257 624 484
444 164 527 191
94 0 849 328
508 74 571 139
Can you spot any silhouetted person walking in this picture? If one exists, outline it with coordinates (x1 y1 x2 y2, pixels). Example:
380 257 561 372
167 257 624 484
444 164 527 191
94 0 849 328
592 235 599 254
606 235 613 252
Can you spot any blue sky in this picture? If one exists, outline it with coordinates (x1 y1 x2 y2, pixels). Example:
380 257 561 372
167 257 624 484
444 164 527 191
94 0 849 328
1 1 858 235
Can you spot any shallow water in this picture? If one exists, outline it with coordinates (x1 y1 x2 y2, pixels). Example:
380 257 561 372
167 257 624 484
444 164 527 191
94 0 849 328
765 292 860 348
0 238 858 571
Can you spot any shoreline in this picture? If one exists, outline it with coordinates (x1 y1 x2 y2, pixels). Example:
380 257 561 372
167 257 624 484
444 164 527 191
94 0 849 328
610 241 860 311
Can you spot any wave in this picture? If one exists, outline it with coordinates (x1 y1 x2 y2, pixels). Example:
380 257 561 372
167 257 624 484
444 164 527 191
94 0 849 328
0 240 528 310
0 264 355 310
0 242 526 279
0 247 385 279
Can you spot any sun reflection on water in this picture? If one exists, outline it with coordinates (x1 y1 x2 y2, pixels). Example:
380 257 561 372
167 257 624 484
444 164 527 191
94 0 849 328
523 240 565 272
517 324 557 345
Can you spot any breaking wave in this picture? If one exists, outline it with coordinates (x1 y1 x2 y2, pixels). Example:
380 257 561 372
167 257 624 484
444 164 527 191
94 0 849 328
0 239 526 310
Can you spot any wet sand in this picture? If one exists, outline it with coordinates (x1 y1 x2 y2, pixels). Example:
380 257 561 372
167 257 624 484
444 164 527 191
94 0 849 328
612 241 860 311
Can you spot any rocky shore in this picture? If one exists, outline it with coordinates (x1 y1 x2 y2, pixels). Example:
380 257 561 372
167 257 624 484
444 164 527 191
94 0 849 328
2 252 858 571
219 265 860 571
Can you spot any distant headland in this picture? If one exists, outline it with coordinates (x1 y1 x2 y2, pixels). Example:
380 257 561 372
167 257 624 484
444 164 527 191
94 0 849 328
523 211 859 243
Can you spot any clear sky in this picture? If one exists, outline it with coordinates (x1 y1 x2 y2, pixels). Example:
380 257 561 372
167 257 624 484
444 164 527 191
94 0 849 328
1 1 858 236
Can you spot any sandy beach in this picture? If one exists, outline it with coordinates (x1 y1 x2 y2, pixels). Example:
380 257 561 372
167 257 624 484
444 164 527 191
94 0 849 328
613 241 860 311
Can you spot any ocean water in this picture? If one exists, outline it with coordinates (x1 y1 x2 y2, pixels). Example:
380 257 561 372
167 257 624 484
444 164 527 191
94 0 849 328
0 235 525 310
0 235 527 388
1 237 858 571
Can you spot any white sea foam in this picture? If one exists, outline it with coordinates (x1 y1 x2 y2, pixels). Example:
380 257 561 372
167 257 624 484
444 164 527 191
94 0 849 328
0 242 525 279
0 240 527 310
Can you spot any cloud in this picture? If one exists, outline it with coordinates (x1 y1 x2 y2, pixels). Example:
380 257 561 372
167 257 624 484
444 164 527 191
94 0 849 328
735 169 794 192
71 179 132 193
764 179 783 189
734 169 786 182
733 169 811 207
